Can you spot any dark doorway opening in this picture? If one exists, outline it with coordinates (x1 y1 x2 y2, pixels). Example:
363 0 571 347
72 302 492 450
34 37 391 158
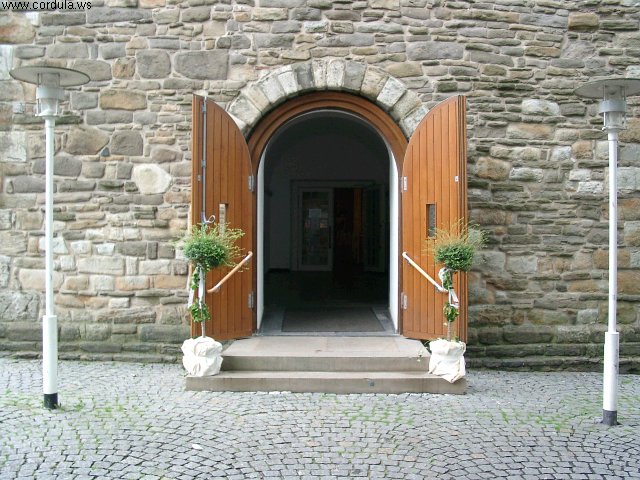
261 110 392 334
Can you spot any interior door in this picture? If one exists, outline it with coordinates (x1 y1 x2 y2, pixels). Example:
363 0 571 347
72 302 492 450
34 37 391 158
191 95 255 340
295 187 334 271
363 185 385 272
401 96 468 341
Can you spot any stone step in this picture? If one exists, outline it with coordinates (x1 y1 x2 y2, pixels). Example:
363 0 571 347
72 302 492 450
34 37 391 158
186 371 466 395
220 335 429 372
184 336 466 394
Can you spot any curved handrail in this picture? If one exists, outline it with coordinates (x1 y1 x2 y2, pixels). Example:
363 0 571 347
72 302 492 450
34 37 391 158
208 251 253 293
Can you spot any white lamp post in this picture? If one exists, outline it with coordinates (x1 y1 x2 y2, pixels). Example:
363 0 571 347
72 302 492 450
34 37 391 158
575 77 640 426
9 66 90 410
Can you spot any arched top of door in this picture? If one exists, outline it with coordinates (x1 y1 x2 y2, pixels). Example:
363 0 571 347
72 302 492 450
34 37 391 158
247 92 409 169
225 60 427 167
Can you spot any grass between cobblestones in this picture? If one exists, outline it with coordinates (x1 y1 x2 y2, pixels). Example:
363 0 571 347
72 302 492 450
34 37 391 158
1 359 639 479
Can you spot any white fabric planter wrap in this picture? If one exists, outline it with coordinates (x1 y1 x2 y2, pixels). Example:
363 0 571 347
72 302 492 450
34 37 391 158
181 336 223 377
428 339 466 383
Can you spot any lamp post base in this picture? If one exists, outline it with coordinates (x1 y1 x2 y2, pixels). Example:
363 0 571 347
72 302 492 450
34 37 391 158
44 392 58 410
603 409 618 426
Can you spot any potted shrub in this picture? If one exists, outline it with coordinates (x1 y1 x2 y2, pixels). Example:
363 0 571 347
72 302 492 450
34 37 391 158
176 221 244 376
425 220 484 382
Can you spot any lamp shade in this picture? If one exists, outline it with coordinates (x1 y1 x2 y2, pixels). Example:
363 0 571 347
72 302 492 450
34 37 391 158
9 66 90 118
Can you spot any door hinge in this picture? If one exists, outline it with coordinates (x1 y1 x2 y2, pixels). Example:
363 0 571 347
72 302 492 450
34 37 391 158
248 291 255 309
248 175 255 192
201 102 207 114
401 292 408 310
454 175 459 183
197 174 202 182
402 177 408 192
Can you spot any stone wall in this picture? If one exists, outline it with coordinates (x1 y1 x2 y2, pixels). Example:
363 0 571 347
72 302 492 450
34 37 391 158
1 0 640 368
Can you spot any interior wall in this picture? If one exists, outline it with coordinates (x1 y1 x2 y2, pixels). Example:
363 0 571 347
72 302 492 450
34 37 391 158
264 113 389 270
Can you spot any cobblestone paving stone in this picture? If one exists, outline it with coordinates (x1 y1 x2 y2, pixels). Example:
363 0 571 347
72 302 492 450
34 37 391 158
0 358 639 479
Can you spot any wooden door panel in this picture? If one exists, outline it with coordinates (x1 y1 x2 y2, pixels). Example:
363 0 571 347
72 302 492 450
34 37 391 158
401 96 468 341
192 95 254 340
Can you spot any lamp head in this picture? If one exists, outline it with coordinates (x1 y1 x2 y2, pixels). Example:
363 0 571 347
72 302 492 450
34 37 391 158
575 77 640 133
9 66 90 119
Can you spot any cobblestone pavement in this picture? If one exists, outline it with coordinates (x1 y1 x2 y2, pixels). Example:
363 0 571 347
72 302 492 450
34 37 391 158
1 358 639 480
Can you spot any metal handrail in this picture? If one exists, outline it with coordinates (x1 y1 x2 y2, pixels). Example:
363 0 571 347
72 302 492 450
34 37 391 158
402 252 448 293
208 251 253 293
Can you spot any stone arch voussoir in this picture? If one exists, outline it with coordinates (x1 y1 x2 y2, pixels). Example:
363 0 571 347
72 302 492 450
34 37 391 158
227 59 428 139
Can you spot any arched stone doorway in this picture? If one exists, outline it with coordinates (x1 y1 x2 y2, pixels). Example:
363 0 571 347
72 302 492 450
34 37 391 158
191 60 468 341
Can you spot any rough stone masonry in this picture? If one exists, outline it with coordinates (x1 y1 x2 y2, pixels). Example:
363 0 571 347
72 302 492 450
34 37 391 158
0 0 640 369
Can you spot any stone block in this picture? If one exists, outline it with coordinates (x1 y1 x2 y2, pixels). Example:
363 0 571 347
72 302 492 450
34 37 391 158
229 95 262 126
85 160 108 178
100 43 126 59
85 324 111 341
0 255 9 288
71 92 99 111
136 50 171 79
90 275 115 292
100 90 147 110
60 324 81 341
568 12 599 31
181 6 210 22
507 123 554 140
6 322 41 341
0 291 39 322
407 41 463 60
48 43 88 58
70 240 92 255
343 61 367 92
506 256 537 275
115 276 150 291
503 326 554 344
0 132 25 163
71 60 112 82
14 45 45 59
509 167 544 182
78 257 125 275
113 58 136 79
0 14 35 43
132 164 172 194
140 259 172 275
252 7 288 20
174 51 228 80
521 99 560 116
153 275 186 289
63 276 89 292
7 176 44 194
0 231 27 255
377 77 406 108
151 148 182 164
87 7 151 23
117 241 147 257
139 324 190 343
0 210 11 230
96 307 156 324
469 51 513 67
111 131 143 156
475 157 510 181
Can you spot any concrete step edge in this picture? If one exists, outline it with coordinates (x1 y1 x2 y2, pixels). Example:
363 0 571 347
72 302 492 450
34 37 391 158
221 355 430 372
186 371 466 394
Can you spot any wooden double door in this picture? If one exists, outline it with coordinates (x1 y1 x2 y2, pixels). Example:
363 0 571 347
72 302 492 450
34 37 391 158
191 93 467 341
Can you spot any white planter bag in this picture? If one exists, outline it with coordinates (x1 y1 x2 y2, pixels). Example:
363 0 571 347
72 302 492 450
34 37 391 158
428 338 466 383
181 336 223 377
